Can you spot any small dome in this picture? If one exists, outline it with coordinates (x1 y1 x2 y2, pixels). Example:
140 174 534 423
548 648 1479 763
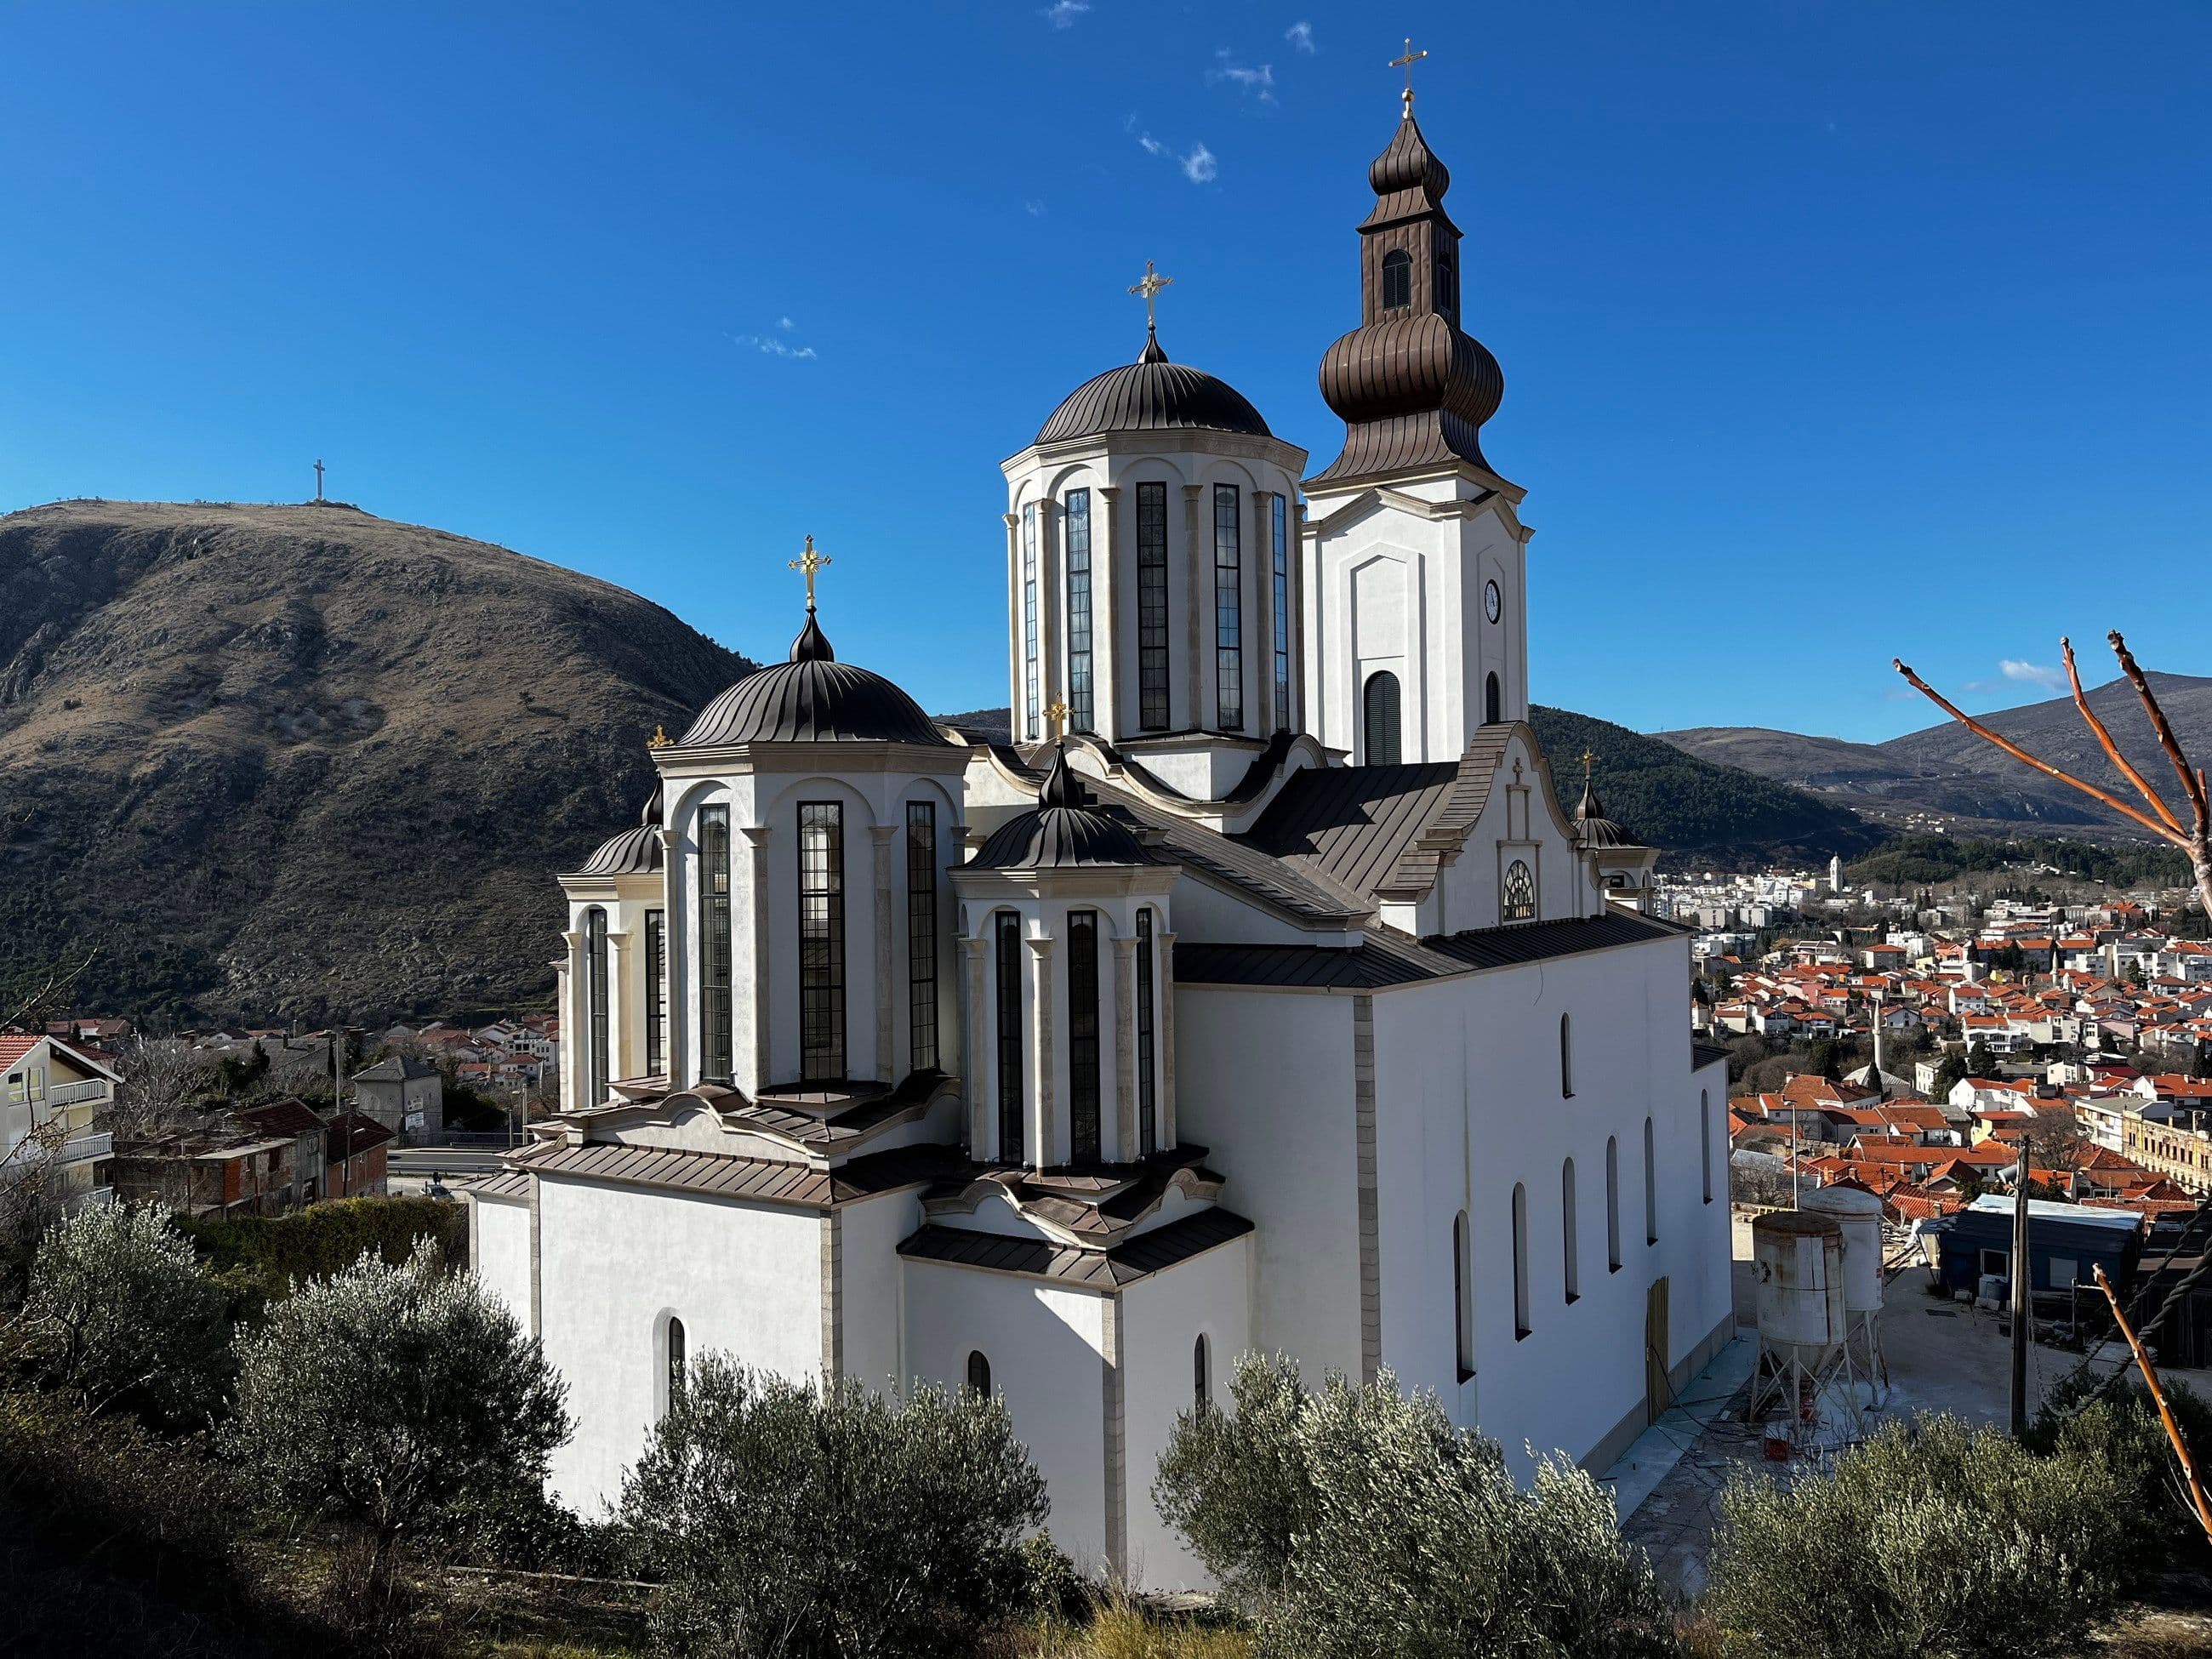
1368 112 1451 202
1572 778 1639 851
575 825 662 876
1035 330 1271 447
679 607 955 749
970 749 1154 870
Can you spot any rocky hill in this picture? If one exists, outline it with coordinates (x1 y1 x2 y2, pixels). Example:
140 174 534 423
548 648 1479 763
1659 670 2212 842
0 500 754 1026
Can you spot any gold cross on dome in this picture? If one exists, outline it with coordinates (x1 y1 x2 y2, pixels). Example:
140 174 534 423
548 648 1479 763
1044 700 1072 740
1128 260 1173 331
788 535 831 608
1390 35 1428 112
1582 748 1598 783
647 723 672 750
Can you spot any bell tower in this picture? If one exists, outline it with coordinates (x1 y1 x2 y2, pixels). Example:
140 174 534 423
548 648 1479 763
1303 69 1533 767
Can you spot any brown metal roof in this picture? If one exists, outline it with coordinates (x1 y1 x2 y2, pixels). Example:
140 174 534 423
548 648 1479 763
511 1137 965 1207
1034 331 1271 446
1241 761 1460 899
1175 910 1686 990
1692 1041 1733 1072
898 1206 1254 1287
466 1170 533 1200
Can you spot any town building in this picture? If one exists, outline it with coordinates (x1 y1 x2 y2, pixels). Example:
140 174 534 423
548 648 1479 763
0 1033 119 1211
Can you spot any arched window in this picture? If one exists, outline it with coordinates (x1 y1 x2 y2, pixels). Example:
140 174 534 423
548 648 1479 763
1452 1210 1474 1382
1485 670 1502 726
1702 1087 1714 1205
1511 1182 1531 1339
1436 251 1458 317
1136 909 1159 1156
1644 1116 1658 1246
1193 1334 1211 1411
1381 248 1412 311
1362 670 1401 766
1502 858 1536 923
1606 1137 1622 1272
1559 1013 1574 1099
995 913 1024 1164
665 1315 687 1411
966 1349 992 1396
583 907 609 1108
1562 1158 1580 1303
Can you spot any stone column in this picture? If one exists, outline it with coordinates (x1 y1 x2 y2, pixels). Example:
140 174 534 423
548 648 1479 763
657 826 687 1088
961 936 989 1156
1004 511 1023 740
1292 499 1311 742
1099 1291 1128 1581
739 825 774 1094
558 930 584 1115
1097 486 1122 740
604 928 630 1083
872 824 898 1082
1027 933 1057 1168
1253 488 1274 733
1158 929 1178 1148
1039 498 1063 720
1113 934 1139 1162
819 1208 844 1377
1183 485 1206 729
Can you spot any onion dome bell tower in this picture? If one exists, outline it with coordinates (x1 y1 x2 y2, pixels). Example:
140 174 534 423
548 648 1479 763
953 746 1179 1171
1570 756 1658 915
1303 57 1536 769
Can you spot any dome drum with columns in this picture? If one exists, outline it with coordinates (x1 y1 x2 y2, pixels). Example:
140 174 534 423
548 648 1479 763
489 68 1732 1593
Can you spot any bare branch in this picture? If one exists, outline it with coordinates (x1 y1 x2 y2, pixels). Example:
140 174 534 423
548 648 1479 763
1892 658 2182 845
2063 636 2183 835
2110 630 2212 835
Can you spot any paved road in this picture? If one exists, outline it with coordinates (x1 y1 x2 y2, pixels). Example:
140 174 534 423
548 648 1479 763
388 1145 510 1194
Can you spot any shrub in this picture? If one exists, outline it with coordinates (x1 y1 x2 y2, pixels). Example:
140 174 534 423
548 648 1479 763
620 1355 1047 1658
2032 1371 2212 1576
14 1200 234 1428
225 1240 569 1569
1152 1354 1675 1658
1706 1413 2131 1658
176 1194 467 1300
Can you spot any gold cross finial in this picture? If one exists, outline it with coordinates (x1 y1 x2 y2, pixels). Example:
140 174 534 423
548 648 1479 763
647 723 672 750
1582 748 1598 781
1128 260 1173 332
788 534 831 608
1390 35 1428 113
1044 700 1071 741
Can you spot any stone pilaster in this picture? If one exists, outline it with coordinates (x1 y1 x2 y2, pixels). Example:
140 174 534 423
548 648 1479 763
1039 498 1062 718
1100 1291 1128 1582
1005 510 1023 740
656 826 687 1088
1353 994 1382 1382
739 825 774 1093
819 1207 844 1377
872 824 898 1081
1182 484 1205 728
558 930 583 1114
1027 933 1056 1169
1253 489 1274 732
961 936 990 1156
1290 499 1308 735
1097 485 1121 740
1158 930 1178 1148
1112 935 1138 1162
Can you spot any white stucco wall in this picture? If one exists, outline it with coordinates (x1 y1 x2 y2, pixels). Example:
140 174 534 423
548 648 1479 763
838 1189 916 1389
1119 1235 1254 1591
536 1176 827 1513
471 1192 532 1319
902 1262 1109 1572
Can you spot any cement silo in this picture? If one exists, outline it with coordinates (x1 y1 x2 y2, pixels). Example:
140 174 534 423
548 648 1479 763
1803 1183 1888 1392
1746 1209 1861 1437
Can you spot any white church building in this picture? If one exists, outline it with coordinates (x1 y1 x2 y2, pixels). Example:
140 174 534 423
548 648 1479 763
468 95 1733 1587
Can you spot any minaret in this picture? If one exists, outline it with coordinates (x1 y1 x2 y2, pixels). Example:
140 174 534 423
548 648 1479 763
1302 58 1534 766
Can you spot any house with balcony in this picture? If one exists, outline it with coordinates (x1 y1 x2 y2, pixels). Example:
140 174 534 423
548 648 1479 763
0 1033 119 1211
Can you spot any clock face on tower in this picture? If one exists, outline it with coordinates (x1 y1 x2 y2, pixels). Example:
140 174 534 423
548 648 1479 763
1484 579 1502 624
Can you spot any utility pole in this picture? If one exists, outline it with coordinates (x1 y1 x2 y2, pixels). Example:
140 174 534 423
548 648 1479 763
2010 1135 2032 1437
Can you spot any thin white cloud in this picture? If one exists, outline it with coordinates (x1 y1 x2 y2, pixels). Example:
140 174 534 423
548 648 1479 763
1285 20 1315 54
2001 658 2069 693
1135 128 1167 157
1208 50 1276 100
1023 199 1047 217
1182 143 1218 183
1043 0 1089 27
733 331 818 361
777 316 795 330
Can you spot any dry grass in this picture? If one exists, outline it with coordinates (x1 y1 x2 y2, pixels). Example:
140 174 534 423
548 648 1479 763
984 1590 1257 1659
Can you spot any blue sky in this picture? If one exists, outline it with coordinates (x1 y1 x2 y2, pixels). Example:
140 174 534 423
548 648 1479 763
2 2 2206 743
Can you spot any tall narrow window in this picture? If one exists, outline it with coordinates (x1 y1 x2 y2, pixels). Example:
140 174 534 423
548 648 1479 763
1022 504 1040 739
1512 1182 1531 1339
1702 1087 1713 1205
584 907 609 1106
1645 1116 1658 1246
644 909 667 1078
697 807 732 1084
906 801 938 1073
966 1349 991 1395
1270 493 1291 732
1068 910 1101 1165
1136 909 1158 1156
995 912 1024 1164
1193 1334 1211 1411
1437 249 1458 318
666 1316 686 1409
1502 859 1536 923
1485 671 1502 726
1064 489 1092 733
1213 484 1242 731
1363 670 1401 766
1452 1210 1474 1382
1381 247 1412 310
1137 482 1169 729
797 802 846 1081
1559 1013 1574 1098
1562 1158 1581 1303
1610 1141 1628 1274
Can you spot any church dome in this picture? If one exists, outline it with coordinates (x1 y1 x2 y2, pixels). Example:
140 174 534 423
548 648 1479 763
680 607 955 749
1572 778 1639 850
970 748 1154 870
572 784 665 875
1035 329 1271 447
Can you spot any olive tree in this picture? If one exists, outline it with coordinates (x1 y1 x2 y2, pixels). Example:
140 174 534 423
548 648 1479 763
13 1200 233 1428
1707 1413 2131 1659
225 1241 568 1571
1153 1354 1676 1658
619 1356 1046 1659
